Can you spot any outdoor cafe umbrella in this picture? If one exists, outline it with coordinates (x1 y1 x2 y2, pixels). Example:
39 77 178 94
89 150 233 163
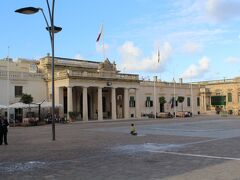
39 101 63 108
0 105 7 109
8 102 38 108
35 101 63 121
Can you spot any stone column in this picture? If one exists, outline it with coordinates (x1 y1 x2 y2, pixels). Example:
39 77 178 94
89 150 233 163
124 88 129 119
111 87 116 120
98 87 103 121
204 93 206 112
67 86 73 119
83 86 88 121
55 87 60 104
135 88 141 118
76 89 80 112
56 87 64 117
59 87 64 105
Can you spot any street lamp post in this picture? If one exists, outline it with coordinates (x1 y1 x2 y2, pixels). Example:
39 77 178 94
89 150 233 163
173 78 176 118
190 71 194 117
15 0 62 141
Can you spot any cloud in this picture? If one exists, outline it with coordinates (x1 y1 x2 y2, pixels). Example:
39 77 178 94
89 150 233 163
118 41 141 59
226 56 240 64
118 41 172 73
182 56 210 79
206 0 240 22
169 29 225 45
74 54 84 60
183 42 202 54
96 43 109 54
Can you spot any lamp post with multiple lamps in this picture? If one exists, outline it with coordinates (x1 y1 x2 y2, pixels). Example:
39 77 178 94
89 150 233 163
15 0 62 141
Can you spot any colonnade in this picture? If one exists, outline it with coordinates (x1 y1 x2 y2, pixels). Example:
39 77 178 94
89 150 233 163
56 86 140 121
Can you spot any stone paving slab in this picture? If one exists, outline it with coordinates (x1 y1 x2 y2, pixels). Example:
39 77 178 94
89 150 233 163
1 116 240 179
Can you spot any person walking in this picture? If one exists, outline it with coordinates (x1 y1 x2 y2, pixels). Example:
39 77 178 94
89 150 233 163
0 116 9 145
130 123 137 136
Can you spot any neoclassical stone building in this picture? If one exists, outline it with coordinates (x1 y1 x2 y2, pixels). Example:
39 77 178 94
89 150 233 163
198 78 240 115
38 56 141 121
3 55 236 122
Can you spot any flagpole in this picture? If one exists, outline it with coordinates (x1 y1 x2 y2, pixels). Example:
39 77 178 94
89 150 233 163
7 46 10 124
96 24 105 60
102 25 106 60
174 78 176 118
191 70 194 117
155 49 160 118
153 76 157 119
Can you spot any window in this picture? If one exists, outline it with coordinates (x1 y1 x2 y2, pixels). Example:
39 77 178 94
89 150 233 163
145 96 153 107
15 86 23 97
228 93 232 102
129 96 135 107
197 97 200 107
187 97 191 107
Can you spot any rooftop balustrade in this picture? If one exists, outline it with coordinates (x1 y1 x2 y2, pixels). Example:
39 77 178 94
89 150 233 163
0 70 44 80
54 70 139 81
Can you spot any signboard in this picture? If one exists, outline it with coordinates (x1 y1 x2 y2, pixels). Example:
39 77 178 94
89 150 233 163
211 96 226 106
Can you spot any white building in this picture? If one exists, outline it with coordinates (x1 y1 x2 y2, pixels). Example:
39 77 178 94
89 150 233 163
0 56 201 122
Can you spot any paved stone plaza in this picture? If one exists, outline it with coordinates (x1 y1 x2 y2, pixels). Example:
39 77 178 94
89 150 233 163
1 115 240 179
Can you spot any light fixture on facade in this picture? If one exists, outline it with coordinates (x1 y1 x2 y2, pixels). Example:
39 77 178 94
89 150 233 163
107 82 112 86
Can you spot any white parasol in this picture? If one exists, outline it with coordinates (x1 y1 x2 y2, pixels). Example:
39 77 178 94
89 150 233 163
8 102 38 108
38 101 63 108
0 105 7 109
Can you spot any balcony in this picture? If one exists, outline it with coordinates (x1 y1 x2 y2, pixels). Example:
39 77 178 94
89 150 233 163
54 70 139 81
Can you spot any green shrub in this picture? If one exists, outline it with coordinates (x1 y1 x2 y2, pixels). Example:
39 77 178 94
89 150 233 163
68 112 80 121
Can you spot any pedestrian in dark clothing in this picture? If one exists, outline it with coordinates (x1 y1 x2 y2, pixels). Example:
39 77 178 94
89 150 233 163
0 117 9 145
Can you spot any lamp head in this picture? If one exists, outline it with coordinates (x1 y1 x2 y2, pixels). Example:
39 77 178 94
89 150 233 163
46 26 62 33
15 7 40 15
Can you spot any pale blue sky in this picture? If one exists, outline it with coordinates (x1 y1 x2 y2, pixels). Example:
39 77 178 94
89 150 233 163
1 0 240 82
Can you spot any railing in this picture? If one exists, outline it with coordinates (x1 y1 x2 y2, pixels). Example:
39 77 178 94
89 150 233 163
194 79 235 85
41 58 99 68
0 71 44 80
140 81 191 87
55 70 139 80
56 59 98 68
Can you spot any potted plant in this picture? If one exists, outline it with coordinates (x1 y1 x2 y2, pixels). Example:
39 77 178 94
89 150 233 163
68 112 80 122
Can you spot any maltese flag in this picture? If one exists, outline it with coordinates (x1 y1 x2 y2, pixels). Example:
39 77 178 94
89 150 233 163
96 25 103 42
158 49 160 63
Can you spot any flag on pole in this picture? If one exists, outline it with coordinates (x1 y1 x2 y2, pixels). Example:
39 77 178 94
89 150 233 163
96 25 103 42
158 49 160 63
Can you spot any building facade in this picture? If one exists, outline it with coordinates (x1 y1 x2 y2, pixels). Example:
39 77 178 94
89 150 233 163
0 56 207 121
0 58 46 120
198 78 240 115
